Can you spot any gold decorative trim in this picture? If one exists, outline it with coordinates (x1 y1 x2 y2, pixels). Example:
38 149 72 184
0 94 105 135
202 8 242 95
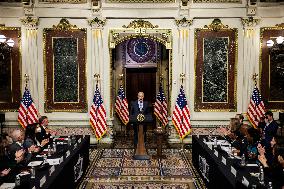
39 0 87 3
259 26 284 111
194 27 238 112
122 19 158 29
20 16 39 28
88 17 106 28
175 17 193 27
194 0 241 2
275 23 284 28
108 28 173 117
204 18 228 32
106 0 175 2
52 18 77 31
241 17 260 27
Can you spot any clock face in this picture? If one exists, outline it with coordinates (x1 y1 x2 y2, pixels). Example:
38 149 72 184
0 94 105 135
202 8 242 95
127 38 156 63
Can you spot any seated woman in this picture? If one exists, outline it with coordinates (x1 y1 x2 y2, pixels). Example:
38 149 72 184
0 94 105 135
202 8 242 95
24 123 49 152
245 127 260 161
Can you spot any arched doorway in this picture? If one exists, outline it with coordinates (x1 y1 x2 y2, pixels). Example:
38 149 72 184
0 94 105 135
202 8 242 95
109 20 172 134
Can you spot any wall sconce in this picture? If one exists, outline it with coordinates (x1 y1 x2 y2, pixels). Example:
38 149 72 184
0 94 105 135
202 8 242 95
0 34 15 47
267 36 284 47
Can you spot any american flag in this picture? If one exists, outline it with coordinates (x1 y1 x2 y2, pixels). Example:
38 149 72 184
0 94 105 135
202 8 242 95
115 85 129 125
172 85 191 139
18 88 39 128
90 85 107 140
154 84 168 127
247 86 266 129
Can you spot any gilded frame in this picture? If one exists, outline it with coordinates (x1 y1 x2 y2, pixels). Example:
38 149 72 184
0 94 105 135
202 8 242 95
194 25 238 112
260 26 284 111
109 26 172 117
0 26 21 112
43 21 87 112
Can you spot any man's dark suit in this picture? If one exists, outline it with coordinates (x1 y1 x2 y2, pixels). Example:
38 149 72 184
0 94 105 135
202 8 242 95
263 120 278 147
130 100 149 147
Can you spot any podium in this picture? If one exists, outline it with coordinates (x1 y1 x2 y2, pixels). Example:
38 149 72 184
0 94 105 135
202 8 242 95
129 114 153 160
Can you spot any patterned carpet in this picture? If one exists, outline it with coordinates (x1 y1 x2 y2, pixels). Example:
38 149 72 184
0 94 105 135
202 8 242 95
78 148 206 189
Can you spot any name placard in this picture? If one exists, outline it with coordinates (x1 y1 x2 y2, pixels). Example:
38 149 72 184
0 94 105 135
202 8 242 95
74 143 78 149
242 176 249 187
221 156 226 165
214 150 218 157
49 165 55 176
40 176 46 187
208 144 213 150
66 150 70 158
60 156 63 163
231 166 237 177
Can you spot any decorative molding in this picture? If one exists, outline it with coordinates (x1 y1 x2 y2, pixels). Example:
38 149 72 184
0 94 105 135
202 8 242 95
275 23 284 28
193 0 240 2
204 18 228 32
241 17 260 28
52 18 78 31
122 19 158 29
106 0 175 2
20 16 39 28
38 0 87 3
175 17 193 28
88 17 106 29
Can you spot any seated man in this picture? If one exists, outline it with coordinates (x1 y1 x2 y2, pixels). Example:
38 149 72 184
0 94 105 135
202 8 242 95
36 116 57 143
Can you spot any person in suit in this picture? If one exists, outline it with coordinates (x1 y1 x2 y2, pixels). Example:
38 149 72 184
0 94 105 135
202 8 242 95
263 111 279 148
130 92 150 148
36 116 56 143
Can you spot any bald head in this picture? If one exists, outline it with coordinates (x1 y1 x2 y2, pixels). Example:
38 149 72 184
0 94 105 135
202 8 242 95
11 129 24 142
137 92 144 101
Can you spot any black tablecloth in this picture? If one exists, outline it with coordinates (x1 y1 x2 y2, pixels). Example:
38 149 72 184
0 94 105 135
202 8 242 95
16 135 90 189
192 135 270 189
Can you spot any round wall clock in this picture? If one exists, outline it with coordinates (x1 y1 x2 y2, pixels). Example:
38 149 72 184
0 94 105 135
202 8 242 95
127 38 156 63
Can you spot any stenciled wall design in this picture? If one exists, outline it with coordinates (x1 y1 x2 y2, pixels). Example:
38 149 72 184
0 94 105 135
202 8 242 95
43 19 87 112
0 27 21 111
194 19 237 112
260 24 284 111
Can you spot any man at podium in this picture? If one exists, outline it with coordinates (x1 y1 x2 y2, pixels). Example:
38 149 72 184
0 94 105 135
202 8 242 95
130 92 150 148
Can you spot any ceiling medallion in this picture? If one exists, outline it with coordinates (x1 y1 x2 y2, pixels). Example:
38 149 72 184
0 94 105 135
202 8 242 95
52 18 77 30
204 18 228 32
122 19 158 29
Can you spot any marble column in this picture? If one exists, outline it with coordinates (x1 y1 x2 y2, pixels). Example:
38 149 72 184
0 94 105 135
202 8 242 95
20 16 40 110
88 17 113 144
168 18 193 144
241 17 260 116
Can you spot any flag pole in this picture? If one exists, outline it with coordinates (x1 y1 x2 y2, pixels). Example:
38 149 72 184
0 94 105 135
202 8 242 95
180 73 185 151
118 74 125 136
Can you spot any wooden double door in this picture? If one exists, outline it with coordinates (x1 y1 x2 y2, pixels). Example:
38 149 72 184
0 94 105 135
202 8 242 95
126 68 157 105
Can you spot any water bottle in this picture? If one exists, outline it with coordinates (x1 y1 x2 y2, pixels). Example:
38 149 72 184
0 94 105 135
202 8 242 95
53 141 57 153
259 166 264 185
241 154 246 166
268 182 273 189
214 137 217 148
31 166 35 179
48 145 51 156
67 136 71 146
15 175 20 187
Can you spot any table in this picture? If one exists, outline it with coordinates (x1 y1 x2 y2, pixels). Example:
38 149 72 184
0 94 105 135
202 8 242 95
192 135 266 189
17 135 90 189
